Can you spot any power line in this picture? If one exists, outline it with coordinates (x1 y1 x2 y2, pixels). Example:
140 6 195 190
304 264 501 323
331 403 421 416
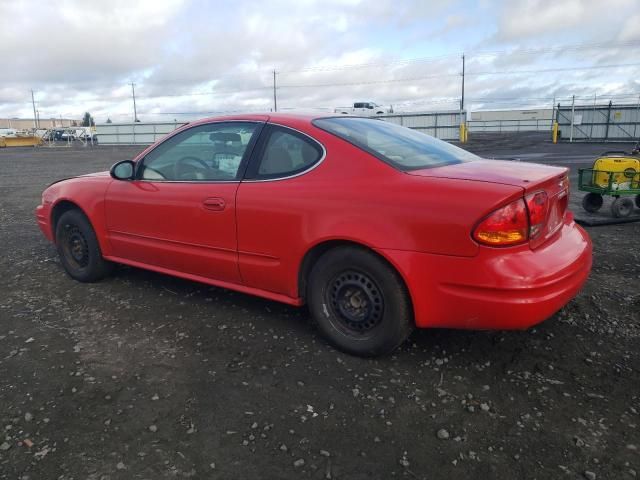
130 82 138 122
277 40 640 74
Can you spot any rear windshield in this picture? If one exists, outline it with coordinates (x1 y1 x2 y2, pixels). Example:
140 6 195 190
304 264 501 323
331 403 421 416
313 117 478 170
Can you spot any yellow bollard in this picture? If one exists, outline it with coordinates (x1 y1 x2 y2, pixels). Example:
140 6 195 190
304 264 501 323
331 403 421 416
459 123 468 143
552 122 559 144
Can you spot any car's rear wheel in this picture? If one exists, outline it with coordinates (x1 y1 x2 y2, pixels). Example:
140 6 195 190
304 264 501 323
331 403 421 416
307 247 413 357
581 193 603 213
611 197 634 218
55 209 112 282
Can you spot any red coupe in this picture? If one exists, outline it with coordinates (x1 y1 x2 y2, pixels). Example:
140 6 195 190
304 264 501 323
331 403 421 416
36 114 592 356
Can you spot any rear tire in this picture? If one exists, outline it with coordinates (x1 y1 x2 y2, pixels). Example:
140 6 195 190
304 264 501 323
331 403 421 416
581 193 603 213
55 209 113 282
307 247 414 357
611 197 634 218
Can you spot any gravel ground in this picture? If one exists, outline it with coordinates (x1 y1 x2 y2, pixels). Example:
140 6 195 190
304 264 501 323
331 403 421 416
0 141 638 480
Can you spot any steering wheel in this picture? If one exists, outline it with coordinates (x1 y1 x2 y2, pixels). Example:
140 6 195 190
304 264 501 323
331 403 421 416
174 156 210 180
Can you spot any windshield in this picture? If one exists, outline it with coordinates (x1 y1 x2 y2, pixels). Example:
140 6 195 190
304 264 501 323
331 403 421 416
313 117 479 170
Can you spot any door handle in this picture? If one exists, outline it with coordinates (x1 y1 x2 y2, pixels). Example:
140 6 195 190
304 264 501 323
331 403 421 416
202 197 226 211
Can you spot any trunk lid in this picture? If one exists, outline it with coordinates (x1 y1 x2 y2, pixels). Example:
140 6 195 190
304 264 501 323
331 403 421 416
406 159 566 192
408 159 570 248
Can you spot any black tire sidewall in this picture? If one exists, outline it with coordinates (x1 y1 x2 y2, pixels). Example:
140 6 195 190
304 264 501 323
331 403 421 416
55 209 110 282
582 193 603 213
611 197 633 218
307 247 413 357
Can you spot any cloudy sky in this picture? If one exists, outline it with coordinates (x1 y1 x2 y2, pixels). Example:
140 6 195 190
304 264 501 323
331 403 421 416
1 0 639 122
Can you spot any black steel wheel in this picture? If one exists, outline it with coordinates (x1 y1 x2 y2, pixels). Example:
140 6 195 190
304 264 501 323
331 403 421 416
611 197 634 218
307 246 413 357
581 193 603 213
327 270 384 335
55 209 113 282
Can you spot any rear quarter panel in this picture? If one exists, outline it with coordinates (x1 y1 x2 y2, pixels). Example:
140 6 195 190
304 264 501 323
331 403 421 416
236 126 524 298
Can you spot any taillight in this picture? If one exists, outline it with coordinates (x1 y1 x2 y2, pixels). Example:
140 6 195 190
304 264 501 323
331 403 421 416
525 191 548 239
473 199 529 246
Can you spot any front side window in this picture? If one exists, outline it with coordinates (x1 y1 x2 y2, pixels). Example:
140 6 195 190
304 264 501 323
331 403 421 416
139 122 259 181
248 126 323 179
313 117 479 170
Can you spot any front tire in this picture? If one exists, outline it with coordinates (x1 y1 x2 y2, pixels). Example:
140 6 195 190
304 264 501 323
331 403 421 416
55 209 112 282
307 247 413 357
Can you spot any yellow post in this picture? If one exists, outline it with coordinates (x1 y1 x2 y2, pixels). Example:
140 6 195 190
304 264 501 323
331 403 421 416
459 123 467 143
552 122 559 144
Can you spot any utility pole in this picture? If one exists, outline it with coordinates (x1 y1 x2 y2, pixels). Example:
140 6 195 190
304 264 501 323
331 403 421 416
31 89 38 129
272 70 278 112
570 94 575 143
460 53 465 112
130 82 138 122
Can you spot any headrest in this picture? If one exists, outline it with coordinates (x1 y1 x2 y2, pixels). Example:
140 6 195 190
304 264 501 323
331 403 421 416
210 132 241 142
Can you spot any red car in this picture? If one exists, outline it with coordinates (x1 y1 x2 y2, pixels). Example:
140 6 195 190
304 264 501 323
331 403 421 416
36 114 592 356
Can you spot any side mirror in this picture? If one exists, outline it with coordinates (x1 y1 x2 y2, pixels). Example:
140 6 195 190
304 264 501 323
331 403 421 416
110 160 135 180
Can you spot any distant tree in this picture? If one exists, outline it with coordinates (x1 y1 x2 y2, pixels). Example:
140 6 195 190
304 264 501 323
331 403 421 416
71 120 78 126
106 118 113 124
81 112 95 127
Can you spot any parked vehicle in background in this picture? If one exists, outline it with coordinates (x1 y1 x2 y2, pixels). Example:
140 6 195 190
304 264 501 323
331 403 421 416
334 102 391 116
53 129 66 141
0 128 17 137
36 113 591 357
60 129 76 141
75 127 98 142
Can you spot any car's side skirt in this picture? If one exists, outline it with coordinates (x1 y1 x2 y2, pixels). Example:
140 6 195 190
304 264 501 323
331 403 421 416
103 255 304 307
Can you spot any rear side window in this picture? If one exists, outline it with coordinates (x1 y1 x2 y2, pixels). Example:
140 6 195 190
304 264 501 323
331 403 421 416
313 117 478 171
247 126 323 180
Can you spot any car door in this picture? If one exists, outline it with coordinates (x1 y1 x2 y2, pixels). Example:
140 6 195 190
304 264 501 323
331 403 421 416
105 121 263 284
236 124 325 296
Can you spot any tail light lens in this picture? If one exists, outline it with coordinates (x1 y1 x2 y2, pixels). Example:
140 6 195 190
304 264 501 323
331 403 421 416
473 199 529 246
474 192 551 247
526 191 548 239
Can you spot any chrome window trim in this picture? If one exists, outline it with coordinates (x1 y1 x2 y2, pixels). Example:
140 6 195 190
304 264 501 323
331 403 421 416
242 123 327 183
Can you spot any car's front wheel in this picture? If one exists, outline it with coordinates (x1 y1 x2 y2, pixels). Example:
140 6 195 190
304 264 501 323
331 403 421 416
55 209 113 282
307 247 414 357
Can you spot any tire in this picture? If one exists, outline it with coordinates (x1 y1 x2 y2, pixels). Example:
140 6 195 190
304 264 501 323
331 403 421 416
307 247 414 357
635 195 640 209
611 197 634 218
55 209 113 282
581 193 603 213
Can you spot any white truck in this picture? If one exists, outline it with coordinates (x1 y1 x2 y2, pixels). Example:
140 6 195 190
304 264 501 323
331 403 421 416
334 102 391 116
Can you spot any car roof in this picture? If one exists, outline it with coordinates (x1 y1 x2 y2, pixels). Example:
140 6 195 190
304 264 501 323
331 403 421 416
186 112 349 128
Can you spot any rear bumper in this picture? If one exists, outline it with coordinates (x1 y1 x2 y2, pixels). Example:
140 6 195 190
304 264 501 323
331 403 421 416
35 204 54 242
379 217 592 330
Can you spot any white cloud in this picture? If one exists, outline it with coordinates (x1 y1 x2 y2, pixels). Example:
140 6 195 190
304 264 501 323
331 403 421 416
495 0 636 40
0 0 638 122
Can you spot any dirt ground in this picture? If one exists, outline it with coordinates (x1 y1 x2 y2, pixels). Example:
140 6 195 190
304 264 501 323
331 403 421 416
0 140 638 480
